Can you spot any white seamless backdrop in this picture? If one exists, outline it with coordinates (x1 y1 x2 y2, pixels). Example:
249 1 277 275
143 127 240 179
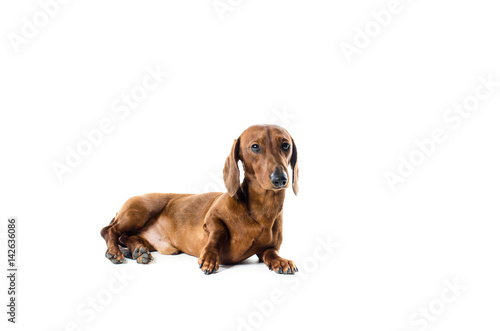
1 1 499 331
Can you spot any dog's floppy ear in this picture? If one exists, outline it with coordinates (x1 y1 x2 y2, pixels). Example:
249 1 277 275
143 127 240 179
223 138 241 197
291 138 299 196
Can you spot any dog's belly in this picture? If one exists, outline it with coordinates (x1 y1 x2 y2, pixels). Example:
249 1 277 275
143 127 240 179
143 192 222 257
140 221 180 255
141 213 209 257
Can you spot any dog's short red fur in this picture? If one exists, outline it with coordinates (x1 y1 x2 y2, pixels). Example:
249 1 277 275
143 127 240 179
101 124 298 274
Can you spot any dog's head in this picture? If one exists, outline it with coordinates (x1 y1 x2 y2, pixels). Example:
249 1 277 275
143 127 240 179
223 125 298 197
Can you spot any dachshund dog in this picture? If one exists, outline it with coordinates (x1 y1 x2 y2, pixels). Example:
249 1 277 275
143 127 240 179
101 124 299 274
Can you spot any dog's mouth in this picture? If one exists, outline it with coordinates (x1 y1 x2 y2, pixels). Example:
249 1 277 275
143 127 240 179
269 182 289 191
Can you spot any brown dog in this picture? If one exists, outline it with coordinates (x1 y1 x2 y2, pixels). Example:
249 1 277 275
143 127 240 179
101 124 299 274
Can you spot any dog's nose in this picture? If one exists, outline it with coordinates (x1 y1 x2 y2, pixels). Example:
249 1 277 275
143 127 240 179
270 171 288 188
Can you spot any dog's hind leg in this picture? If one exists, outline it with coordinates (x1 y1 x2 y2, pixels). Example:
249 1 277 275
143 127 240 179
100 194 171 264
101 219 125 264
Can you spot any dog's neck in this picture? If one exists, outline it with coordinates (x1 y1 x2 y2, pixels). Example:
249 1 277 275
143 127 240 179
239 177 286 223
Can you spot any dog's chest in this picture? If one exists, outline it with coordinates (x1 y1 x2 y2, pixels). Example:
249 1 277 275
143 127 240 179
230 218 276 256
255 226 274 246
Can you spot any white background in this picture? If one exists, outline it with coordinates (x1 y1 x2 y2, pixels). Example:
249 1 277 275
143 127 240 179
1 1 500 330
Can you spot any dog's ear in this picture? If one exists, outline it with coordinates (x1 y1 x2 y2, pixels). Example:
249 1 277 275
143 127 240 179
223 138 241 197
291 138 299 196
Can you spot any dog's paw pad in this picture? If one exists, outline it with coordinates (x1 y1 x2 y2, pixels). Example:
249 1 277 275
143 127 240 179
105 249 124 264
133 247 153 264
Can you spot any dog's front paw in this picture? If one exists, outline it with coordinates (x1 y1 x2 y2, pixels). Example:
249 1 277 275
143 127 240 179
198 250 220 275
267 258 298 274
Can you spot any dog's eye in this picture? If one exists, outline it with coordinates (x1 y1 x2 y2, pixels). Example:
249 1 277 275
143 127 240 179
282 142 290 151
251 144 261 153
